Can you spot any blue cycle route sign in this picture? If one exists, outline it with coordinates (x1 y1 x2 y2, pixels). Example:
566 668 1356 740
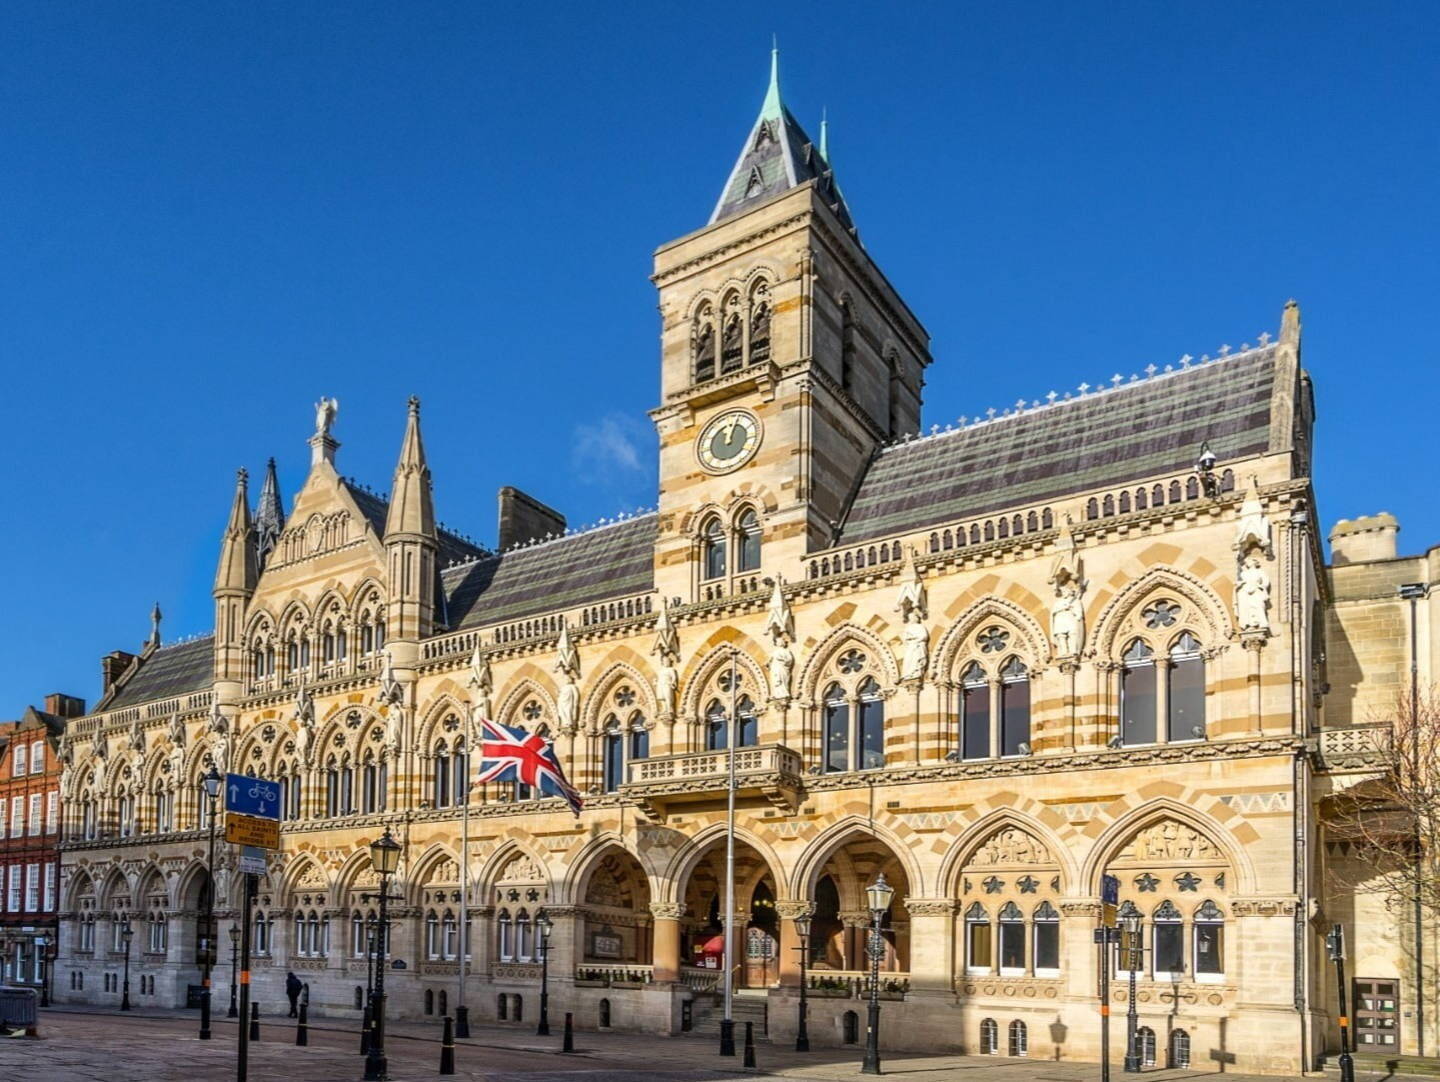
226 773 281 820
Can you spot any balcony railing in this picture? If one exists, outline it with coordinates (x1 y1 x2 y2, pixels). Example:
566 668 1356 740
622 743 804 818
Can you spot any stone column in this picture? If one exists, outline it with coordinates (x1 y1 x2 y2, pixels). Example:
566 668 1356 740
775 900 815 987
1059 900 1101 1002
649 903 685 982
839 910 870 972
1242 634 1267 732
904 899 957 994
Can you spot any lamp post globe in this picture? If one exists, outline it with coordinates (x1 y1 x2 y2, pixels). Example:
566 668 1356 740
1122 913 1142 1073
795 914 813 1053
364 828 401 1082
861 874 894 1075
120 924 134 1011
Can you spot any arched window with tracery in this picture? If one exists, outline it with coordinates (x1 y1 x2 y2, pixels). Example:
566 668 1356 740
960 662 989 760
602 718 624 792
965 902 991 974
1033 901 1060 975
432 739 452 808
736 508 761 572
497 909 514 961
702 517 726 581
694 303 716 383
819 647 886 773
1120 639 1156 746
998 901 1025 975
822 682 849 773
1168 631 1206 741
361 751 386 814
999 658 1030 756
749 283 771 366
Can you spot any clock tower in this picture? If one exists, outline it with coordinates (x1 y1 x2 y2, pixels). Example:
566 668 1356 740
651 51 931 604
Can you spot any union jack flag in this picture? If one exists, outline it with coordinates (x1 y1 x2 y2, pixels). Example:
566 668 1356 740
475 717 583 815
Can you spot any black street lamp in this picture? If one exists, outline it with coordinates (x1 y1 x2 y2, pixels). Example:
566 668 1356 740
120 922 134 1011
1121 913 1142 1073
363 828 402 1082
39 938 55 1008
1327 924 1356 1082
228 924 241 1018
861 874 894 1076
536 910 553 1036
199 765 222 1040
794 914 812 1053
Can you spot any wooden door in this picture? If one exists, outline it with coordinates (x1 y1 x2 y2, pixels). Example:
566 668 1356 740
1353 978 1401 1051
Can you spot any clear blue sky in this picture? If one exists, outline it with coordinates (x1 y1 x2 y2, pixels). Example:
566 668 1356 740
2 3 1437 711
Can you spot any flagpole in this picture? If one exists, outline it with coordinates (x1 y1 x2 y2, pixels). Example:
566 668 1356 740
457 703 472 1037
720 647 738 1056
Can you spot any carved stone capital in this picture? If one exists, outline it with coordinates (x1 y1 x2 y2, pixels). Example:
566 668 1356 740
1230 896 1297 917
774 900 815 921
1240 630 1270 650
1058 658 1083 675
648 902 686 921
838 909 872 928
1060 901 1101 918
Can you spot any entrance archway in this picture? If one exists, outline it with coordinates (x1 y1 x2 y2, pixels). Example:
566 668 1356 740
678 838 781 988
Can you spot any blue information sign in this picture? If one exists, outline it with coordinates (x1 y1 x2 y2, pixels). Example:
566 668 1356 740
1101 874 1120 906
225 773 281 820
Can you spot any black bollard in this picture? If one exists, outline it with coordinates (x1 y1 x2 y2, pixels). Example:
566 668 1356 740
562 1012 575 1053
360 1004 371 1055
439 1015 456 1075
250 1002 260 1042
296 1003 308 1047
455 1004 470 1039
719 1018 736 1056
743 1021 756 1069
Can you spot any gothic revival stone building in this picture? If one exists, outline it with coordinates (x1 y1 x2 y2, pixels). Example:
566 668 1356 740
50 59 1434 1074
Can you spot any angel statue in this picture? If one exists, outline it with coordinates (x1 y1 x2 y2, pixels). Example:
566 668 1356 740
314 396 339 438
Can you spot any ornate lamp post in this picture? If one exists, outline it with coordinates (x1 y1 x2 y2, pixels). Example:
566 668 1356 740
199 765 222 1040
536 910 553 1036
861 874 894 1076
120 922 134 1011
1121 912 1143 1073
43 941 57 1008
228 924 241 1018
794 914 812 1053
363 829 401 1082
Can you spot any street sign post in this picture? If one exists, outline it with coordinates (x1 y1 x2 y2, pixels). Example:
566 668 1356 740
225 774 281 820
239 846 267 876
1101 873 1119 928
226 814 280 850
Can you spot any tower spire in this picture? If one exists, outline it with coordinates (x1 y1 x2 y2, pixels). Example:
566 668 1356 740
708 48 855 232
254 457 285 571
383 396 435 541
214 467 257 596
383 396 438 641
820 107 828 160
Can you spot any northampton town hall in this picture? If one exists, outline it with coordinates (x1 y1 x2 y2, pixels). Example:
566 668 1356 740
49 60 1437 1076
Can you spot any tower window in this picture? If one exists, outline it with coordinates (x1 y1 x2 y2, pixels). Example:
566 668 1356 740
721 315 743 374
737 509 761 571
695 318 716 383
750 301 770 365
702 518 726 580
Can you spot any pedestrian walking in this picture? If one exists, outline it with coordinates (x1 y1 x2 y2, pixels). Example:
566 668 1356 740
285 971 302 1017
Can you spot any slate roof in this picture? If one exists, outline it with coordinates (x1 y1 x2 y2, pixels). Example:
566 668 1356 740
442 515 656 630
342 480 488 566
106 636 215 710
837 346 1283 545
711 52 852 231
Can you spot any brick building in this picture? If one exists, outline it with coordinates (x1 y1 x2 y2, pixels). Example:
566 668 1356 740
0 693 81 992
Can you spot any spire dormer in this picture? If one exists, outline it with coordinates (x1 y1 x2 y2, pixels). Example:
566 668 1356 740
383 396 438 640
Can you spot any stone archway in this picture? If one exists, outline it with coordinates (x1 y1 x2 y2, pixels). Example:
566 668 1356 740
805 837 912 976
579 848 653 968
677 838 781 988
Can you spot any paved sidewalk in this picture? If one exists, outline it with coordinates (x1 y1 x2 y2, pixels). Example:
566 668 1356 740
17 1005 1369 1082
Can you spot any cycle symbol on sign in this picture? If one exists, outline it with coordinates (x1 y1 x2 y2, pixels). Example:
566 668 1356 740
226 773 281 819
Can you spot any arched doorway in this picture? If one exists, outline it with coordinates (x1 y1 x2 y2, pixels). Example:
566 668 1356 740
803 834 911 976
579 849 652 969
678 838 781 988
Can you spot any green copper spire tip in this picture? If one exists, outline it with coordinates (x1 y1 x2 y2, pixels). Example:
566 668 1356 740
763 37 781 115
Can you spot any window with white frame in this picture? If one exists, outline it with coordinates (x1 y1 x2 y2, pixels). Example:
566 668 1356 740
497 909 514 961
0 798 6 839
29 793 42 835
147 907 167 953
43 863 56 912
1033 901 1061 976
79 910 95 951
6 866 19 911
998 902 1026 975
442 910 458 960
30 740 43 773
12 744 26 777
25 863 40 911
46 790 57 834
965 901 992 974
1152 900 1184 980
425 910 440 959
10 799 22 837
1193 900 1225 980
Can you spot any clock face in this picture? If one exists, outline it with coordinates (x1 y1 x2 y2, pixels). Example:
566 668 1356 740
696 410 761 473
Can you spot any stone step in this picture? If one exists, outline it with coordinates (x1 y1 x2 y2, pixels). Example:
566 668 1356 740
1318 1053 1440 1078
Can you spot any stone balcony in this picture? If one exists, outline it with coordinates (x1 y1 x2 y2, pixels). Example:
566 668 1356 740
621 743 805 819
1316 724 1391 771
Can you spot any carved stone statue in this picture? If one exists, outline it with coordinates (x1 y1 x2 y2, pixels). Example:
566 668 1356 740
128 715 145 753
467 644 494 720
1050 580 1086 657
554 622 580 680
212 728 230 772
294 683 315 765
383 705 404 756
377 650 403 708
652 598 680 665
768 639 795 701
765 576 794 643
209 700 228 734
900 607 929 683
314 396 339 437
169 741 185 779
167 711 185 748
93 733 108 761
557 682 580 734
656 663 679 717
1236 554 1271 632
554 622 581 733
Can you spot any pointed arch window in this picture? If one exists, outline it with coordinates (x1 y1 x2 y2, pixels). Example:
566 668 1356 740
1168 632 1206 742
516 909 533 962
704 700 728 752
857 678 885 770
999 658 1030 757
361 752 386 814
1033 901 1060 975
749 298 771 366
694 315 716 383
1121 639 1157 746
823 683 850 774
736 695 759 748
497 909 514 962
737 509 762 572
153 782 171 833
1153 899 1184 980
1193 899 1224 980
442 909 458 960
702 518 726 581
965 901 992 974
960 662 990 761
452 738 469 807
425 910 440 959
628 716 649 762
433 741 452 808
721 313 743 374
602 717 624 793
998 901 1025 975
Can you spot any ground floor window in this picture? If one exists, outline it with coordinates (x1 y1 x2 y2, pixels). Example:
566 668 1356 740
1008 1020 1028 1057
980 1018 998 1054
